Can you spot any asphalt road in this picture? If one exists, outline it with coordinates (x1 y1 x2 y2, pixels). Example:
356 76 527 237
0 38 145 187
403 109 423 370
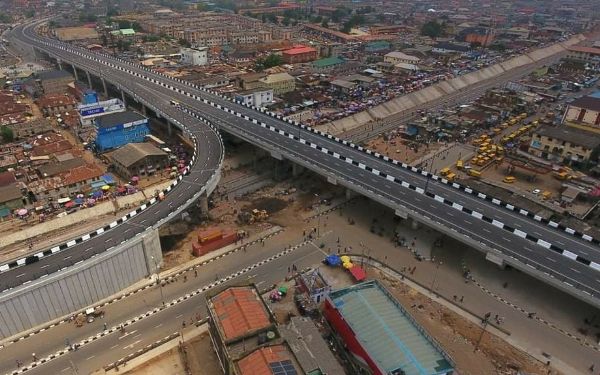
6 21 600 303
0 230 327 375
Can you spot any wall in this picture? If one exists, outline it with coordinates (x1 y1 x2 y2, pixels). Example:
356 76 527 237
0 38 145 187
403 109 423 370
0 229 160 339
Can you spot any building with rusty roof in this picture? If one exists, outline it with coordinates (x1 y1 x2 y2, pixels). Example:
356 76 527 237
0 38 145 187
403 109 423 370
208 285 299 375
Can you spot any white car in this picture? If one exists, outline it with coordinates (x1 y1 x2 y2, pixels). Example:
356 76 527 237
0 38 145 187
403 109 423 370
532 188 541 195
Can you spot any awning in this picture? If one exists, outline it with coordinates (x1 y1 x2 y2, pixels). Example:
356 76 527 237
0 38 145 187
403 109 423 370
57 197 71 204
349 266 367 281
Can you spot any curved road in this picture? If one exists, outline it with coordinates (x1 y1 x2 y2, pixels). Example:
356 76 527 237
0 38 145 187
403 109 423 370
5 21 600 306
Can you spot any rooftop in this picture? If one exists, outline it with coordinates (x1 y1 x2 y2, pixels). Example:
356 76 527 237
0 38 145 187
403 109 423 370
260 72 295 84
283 46 317 55
327 280 453 375
568 45 600 55
0 183 22 204
109 142 167 168
569 96 600 112
280 317 346 375
210 286 272 342
96 111 146 129
38 157 85 177
312 56 345 68
236 345 300 375
385 51 421 62
536 125 600 149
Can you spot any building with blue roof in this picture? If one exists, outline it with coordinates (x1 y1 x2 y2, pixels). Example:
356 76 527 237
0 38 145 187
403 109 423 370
323 280 454 375
94 111 149 152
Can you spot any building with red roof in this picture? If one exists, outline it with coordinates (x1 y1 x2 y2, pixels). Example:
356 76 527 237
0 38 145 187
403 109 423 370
207 285 307 375
282 45 317 64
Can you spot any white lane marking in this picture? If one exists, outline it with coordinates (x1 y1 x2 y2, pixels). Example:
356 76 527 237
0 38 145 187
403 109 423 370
545 257 556 263
40 264 49 269
175 314 183 319
571 267 581 274
123 339 142 350
86 355 95 360
16 273 25 278
118 330 138 340
482 228 491 233
154 323 162 328
110 344 119 349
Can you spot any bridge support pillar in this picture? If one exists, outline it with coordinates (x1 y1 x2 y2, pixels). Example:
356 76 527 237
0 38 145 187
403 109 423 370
395 208 408 219
101 78 108 97
57 59 63 70
410 218 420 230
270 151 283 160
346 188 355 200
198 194 209 218
85 70 92 88
120 89 126 106
141 105 147 116
72 64 79 81
327 176 337 185
292 164 303 177
485 252 506 269
167 121 173 136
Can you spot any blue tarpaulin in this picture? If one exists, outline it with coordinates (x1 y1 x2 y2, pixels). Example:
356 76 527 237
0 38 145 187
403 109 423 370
325 255 342 266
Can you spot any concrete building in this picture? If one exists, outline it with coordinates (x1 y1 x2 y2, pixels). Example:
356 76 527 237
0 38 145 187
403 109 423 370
566 46 600 65
234 88 273 107
282 46 318 64
383 51 421 65
108 142 169 179
258 72 296 95
36 93 77 116
78 98 126 127
6 118 52 139
323 280 454 375
207 286 299 375
529 125 600 164
0 183 24 210
562 95 600 133
37 70 74 94
180 47 208 66
94 111 149 152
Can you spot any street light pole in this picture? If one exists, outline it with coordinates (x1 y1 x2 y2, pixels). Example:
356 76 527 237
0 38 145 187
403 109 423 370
314 193 321 237
430 260 442 295
151 256 165 306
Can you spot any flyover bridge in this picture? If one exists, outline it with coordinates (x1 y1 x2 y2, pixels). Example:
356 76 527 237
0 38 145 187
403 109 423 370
6 20 600 308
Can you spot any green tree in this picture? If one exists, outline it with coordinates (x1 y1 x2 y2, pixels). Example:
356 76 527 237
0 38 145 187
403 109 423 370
321 18 329 28
255 53 283 71
0 126 14 143
282 16 290 26
421 20 444 38
331 7 348 23
0 13 12 23
341 22 352 33
312 15 323 23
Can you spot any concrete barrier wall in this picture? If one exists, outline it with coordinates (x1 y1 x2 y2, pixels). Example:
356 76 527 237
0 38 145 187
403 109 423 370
321 35 585 134
0 229 160 339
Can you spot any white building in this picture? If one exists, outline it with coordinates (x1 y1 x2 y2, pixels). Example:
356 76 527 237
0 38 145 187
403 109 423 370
78 98 126 127
383 51 421 65
180 47 208 66
234 88 273 107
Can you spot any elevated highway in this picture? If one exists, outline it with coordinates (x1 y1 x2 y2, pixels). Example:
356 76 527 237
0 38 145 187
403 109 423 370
5 20 600 308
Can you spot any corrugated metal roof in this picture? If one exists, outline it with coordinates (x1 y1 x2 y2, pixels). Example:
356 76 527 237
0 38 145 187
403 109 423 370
328 280 453 375
211 286 271 342
237 345 295 375
96 111 146 129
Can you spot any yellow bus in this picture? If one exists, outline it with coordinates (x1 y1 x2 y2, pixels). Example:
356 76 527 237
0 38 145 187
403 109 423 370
468 169 481 178
439 167 451 176
503 176 516 183
456 160 464 169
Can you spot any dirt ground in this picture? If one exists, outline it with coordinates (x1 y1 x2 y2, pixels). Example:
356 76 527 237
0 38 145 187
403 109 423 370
186 332 223 375
123 347 185 375
377 272 554 375
366 136 444 163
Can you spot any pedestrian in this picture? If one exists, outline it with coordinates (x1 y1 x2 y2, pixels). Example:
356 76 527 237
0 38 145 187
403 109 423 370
103 323 107 331
183 275 187 282
589 364 594 372
194 269 198 277
15 360 21 368
453 295 457 302
288 266 291 273
32 353 37 361
460 296 464 303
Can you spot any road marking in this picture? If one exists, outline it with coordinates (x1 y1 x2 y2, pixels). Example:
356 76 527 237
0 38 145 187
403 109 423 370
154 323 162 328
463 220 473 225
545 257 556 263
482 228 491 233
132 333 142 339
118 330 138 340
175 314 183 319
84 247 92 252
61 368 70 373
110 344 119 349
502 237 512 243
64 256 71 260
86 355 95 360
524 247 533 252
16 273 25 278
123 339 142 350
40 264 49 269
571 268 581 274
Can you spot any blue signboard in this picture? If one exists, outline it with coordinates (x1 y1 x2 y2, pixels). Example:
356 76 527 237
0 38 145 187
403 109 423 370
80 107 105 117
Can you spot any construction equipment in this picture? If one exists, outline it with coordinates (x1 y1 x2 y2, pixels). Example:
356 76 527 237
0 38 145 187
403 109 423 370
237 209 269 224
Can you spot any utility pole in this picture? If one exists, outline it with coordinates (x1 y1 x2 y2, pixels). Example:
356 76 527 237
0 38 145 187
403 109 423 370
474 313 490 352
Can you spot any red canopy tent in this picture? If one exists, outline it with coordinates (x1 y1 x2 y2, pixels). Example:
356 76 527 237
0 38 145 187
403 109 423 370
349 266 367 282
